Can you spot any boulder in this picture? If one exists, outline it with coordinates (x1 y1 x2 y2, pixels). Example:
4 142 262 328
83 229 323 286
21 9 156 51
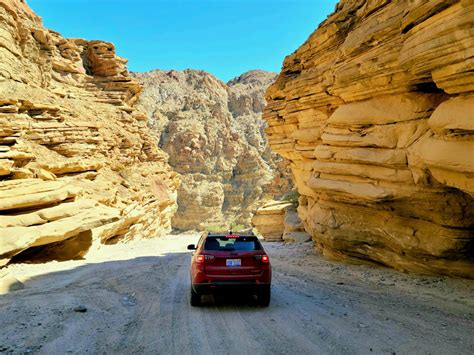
252 201 310 243
282 209 311 243
252 201 293 241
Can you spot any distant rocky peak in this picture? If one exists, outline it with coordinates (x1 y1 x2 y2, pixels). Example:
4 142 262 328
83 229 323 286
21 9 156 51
134 68 292 231
227 70 278 87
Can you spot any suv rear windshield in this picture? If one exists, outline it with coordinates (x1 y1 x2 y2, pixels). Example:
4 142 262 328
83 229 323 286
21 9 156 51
204 236 262 251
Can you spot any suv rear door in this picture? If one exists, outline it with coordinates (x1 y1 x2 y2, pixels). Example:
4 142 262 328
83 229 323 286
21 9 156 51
203 236 264 276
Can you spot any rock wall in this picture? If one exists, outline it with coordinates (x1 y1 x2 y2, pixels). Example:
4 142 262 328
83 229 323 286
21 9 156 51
0 0 179 265
264 0 474 278
252 200 310 243
134 69 292 230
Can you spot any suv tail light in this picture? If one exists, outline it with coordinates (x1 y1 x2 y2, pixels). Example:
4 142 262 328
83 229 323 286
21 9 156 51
196 254 215 263
253 254 270 263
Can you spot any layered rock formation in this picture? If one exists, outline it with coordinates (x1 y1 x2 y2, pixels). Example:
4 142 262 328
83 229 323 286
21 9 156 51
264 0 474 277
134 69 292 230
252 201 293 241
0 0 179 265
252 200 310 243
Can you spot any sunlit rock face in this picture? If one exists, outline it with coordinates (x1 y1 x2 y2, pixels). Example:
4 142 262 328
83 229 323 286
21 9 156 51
0 0 180 265
134 69 293 230
263 0 474 278
252 200 311 243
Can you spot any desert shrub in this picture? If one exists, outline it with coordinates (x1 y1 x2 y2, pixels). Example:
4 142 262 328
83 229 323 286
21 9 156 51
282 190 300 206
206 225 224 232
205 223 248 233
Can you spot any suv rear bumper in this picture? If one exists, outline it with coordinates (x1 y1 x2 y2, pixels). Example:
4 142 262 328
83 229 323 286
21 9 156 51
192 281 270 294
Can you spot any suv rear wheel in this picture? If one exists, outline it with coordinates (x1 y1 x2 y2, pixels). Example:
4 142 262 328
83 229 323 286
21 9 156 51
258 285 271 307
190 288 201 307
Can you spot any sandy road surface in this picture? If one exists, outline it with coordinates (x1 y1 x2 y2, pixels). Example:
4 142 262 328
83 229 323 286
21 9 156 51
1 234 473 354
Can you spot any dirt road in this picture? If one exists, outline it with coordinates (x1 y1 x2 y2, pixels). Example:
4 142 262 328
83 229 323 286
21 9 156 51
1 234 473 354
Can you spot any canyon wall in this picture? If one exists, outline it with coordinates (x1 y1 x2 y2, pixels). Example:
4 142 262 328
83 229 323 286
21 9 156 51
134 69 292 230
264 0 474 277
0 0 179 265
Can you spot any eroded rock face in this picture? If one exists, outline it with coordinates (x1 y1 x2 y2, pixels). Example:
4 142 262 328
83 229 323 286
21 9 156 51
134 69 292 230
0 0 179 265
264 0 474 278
252 201 293 241
252 200 310 243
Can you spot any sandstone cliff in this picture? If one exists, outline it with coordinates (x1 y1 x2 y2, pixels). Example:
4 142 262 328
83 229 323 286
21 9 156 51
134 69 292 230
264 0 474 278
0 0 179 265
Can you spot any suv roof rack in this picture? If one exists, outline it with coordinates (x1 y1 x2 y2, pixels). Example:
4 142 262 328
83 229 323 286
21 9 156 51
206 231 256 237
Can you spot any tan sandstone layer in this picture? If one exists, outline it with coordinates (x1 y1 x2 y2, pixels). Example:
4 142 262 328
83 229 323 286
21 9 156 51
134 69 292 230
264 0 474 278
0 0 179 265
252 200 310 243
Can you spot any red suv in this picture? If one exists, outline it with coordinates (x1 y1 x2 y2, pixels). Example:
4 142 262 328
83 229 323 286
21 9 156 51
187 232 272 307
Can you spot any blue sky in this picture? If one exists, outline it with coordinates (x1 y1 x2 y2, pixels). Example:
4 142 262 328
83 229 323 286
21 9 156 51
28 0 338 82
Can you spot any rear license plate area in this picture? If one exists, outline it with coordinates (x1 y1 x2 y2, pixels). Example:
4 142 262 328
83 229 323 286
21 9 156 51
226 259 241 267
